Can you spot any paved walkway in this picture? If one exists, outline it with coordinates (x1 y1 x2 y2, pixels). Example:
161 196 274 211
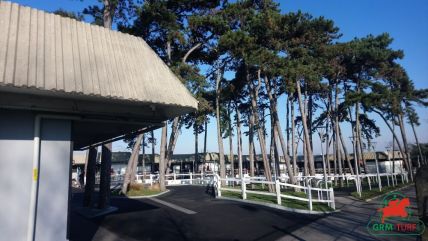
69 185 420 241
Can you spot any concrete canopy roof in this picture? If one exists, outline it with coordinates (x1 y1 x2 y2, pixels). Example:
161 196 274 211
0 1 198 149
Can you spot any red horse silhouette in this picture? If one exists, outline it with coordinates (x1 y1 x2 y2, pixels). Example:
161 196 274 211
378 198 410 223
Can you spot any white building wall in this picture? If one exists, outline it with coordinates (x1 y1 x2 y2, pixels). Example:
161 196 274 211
0 110 34 241
0 110 72 241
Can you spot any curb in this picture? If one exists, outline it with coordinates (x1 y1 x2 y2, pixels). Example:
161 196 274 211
217 196 340 215
127 189 170 199
365 183 414 202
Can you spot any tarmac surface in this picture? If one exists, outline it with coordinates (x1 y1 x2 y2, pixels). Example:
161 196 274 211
69 185 420 241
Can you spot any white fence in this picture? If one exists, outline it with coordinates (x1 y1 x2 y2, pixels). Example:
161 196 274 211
96 172 216 187
214 174 335 211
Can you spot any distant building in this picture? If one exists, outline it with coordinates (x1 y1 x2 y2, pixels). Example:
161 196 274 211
99 150 406 175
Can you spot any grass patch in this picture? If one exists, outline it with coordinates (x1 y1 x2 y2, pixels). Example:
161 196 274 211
111 183 163 197
221 190 333 212
127 188 163 197
351 182 411 200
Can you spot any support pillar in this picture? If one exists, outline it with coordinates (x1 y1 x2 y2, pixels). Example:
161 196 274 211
83 147 97 207
98 143 112 209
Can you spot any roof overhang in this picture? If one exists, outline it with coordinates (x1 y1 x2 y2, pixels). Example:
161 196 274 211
0 1 198 148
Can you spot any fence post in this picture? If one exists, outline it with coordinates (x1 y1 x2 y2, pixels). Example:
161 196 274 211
386 174 390 187
242 177 247 200
329 187 335 210
275 180 281 205
367 175 371 190
307 184 313 211
190 172 193 184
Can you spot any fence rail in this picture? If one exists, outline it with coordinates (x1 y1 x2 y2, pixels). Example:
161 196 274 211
213 174 335 211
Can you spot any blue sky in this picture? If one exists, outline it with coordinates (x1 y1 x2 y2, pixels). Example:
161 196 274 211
11 0 428 155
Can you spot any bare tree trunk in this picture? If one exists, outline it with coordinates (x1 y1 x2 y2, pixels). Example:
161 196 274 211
122 134 143 194
236 106 243 178
291 98 298 176
159 124 167 191
339 125 354 175
195 125 199 173
204 119 208 159
263 76 295 183
398 113 414 181
296 79 315 175
142 139 146 180
373 109 409 174
334 83 343 184
151 130 155 173
410 120 424 165
102 0 113 29
250 70 273 191
228 107 234 177
286 97 291 157
249 115 255 176
165 117 180 173
215 67 226 180
326 92 332 176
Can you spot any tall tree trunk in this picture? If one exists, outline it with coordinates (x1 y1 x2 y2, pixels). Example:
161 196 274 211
338 125 354 175
357 125 368 173
291 98 298 176
195 124 199 173
249 115 255 176
159 124 167 191
296 79 315 175
410 120 424 165
263 76 295 183
142 139 146 180
372 109 409 174
215 68 226 179
236 106 243 178
334 83 343 182
398 113 414 181
326 92 332 175
286 97 291 157
165 117 180 173
308 95 314 154
151 130 155 173
203 119 208 160
228 107 234 177
251 69 273 191
122 134 143 194
102 0 113 29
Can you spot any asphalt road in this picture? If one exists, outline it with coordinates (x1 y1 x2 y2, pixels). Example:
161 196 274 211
69 185 420 241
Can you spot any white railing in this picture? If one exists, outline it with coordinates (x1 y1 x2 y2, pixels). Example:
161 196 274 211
213 174 335 211
96 172 216 187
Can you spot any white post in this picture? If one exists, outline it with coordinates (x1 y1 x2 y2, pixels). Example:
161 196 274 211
329 187 335 210
190 172 193 184
386 174 390 187
275 180 281 205
242 177 247 200
368 175 371 190
174 172 176 180
308 185 313 211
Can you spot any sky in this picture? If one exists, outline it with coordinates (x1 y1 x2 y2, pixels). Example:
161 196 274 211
10 0 428 156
